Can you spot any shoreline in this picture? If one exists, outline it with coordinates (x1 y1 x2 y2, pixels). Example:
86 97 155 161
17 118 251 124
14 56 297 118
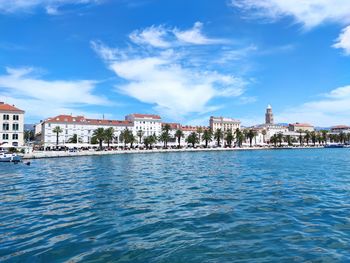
21 146 326 160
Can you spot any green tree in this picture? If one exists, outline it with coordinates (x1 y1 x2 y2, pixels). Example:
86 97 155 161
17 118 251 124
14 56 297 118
297 129 304 146
53 126 63 149
144 134 157 149
310 131 317 146
270 134 278 147
214 128 224 147
235 128 244 147
277 132 283 146
175 129 184 148
186 132 199 147
247 129 257 147
159 124 171 148
304 131 311 146
24 130 35 142
225 129 234 148
120 128 134 148
202 129 213 148
262 129 267 143
285 135 292 146
339 131 346 144
92 128 105 149
68 133 82 143
104 127 114 147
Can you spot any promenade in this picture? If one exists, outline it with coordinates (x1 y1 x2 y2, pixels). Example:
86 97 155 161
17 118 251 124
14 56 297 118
22 146 324 160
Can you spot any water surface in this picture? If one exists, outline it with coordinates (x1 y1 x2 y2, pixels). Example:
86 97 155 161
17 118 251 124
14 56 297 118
1 149 350 262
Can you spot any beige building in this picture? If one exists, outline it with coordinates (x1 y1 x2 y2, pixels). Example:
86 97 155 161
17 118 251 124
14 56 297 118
209 116 241 132
289 123 315 132
0 102 25 147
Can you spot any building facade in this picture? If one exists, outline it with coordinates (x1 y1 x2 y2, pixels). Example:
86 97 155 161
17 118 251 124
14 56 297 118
0 102 25 147
125 114 162 138
289 123 315 132
209 116 241 132
38 115 133 147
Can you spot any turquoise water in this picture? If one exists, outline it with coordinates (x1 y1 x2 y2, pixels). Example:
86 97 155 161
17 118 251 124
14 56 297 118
1 149 350 262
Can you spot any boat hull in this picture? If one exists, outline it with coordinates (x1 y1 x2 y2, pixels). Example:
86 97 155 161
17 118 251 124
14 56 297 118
0 156 22 162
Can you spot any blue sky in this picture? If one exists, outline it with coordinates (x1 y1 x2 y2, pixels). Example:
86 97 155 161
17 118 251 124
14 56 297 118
0 0 350 126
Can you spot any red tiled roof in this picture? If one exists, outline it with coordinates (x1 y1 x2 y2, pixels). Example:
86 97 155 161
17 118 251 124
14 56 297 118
331 125 350 129
46 115 133 126
0 102 24 113
180 125 207 132
130 113 161 119
162 122 181 129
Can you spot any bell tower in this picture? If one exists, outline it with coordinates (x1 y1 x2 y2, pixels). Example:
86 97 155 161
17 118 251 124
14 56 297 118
265 104 274 125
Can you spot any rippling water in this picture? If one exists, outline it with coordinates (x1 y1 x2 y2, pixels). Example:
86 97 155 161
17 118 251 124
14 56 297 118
1 149 350 262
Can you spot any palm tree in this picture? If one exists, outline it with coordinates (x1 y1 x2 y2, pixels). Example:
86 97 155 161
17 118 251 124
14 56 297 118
305 131 311 146
104 127 114 147
310 131 317 146
68 134 82 143
235 128 244 148
175 129 184 148
197 127 203 146
92 128 105 149
160 124 171 148
277 132 283 146
225 129 234 148
262 129 267 144
120 128 133 148
285 135 292 146
53 126 63 149
202 129 213 148
214 128 224 147
246 129 257 147
144 134 157 149
321 130 328 145
137 129 144 144
24 130 34 142
186 132 199 147
339 131 346 144
270 134 278 147
297 129 304 146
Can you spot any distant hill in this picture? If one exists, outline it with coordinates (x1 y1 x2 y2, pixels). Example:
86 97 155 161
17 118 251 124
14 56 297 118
24 124 35 131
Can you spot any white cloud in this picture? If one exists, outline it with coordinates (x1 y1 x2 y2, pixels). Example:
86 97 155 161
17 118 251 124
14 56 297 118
129 26 171 48
0 67 110 120
173 22 226 45
230 0 350 29
128 22 226 48
333 25 350 55
277 85 350 126
92 40 247 120
0 0 99 14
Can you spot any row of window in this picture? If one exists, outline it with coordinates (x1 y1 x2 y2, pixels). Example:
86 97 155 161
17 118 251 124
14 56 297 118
2 123 19 131
2 134 19 140
3 114 19 121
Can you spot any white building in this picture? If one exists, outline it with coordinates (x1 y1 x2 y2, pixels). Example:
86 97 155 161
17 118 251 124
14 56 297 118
209 116 241 132
37 115 133 147
125 114 162 138
289 123 315 132
0 102 25 147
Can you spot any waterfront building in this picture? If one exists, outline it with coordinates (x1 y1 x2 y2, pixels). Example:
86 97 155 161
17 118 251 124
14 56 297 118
0 102 25 147
330 125 350 133
125 114 162 138
289 123 315 132
209 116 241 132
38 115 133 147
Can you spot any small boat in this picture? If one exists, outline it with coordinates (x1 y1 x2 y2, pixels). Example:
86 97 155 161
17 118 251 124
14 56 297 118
324 144 344 148
0 151 22 163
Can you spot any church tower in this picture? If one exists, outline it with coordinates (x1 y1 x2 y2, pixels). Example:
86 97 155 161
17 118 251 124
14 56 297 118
265 104 274 125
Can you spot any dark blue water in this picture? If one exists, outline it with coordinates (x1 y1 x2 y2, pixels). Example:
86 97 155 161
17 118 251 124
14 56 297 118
1 149 350 262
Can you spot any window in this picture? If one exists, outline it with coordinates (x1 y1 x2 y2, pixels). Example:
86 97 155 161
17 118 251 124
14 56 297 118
2 123 9 131
2 134 8 140
12 123 19 131
12 134 18 140
48 123 51 128
13 115 19 121
3 114 9 120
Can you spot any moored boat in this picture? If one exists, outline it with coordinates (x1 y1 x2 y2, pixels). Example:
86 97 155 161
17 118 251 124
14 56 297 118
324 144 344 148
0 151 22 163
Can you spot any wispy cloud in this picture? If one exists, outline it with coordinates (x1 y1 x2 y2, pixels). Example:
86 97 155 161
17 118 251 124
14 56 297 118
333 26 350 55
230 0 350 29
277 85 350 126
91 23 249 120
0 67 110 120
0 0 100 15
